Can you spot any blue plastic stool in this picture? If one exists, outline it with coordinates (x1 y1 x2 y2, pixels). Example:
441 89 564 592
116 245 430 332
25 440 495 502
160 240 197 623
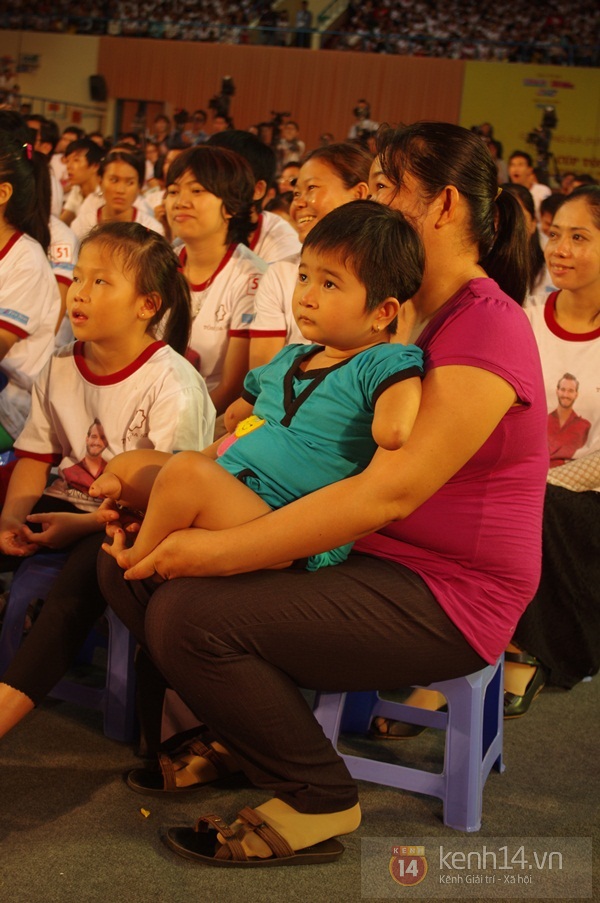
0 550 137 742
313 657 504 832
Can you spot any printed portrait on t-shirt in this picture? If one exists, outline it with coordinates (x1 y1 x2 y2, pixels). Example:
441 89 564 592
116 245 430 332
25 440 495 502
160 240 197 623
58 418 108 494
547 372 592 467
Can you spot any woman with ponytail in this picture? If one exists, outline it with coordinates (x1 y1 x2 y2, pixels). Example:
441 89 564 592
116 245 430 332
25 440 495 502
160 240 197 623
0 113 61 449
93 123 548 865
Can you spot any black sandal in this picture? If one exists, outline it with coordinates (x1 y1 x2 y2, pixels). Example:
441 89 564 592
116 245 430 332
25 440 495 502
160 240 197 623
370 704 448 740
503 651 547 719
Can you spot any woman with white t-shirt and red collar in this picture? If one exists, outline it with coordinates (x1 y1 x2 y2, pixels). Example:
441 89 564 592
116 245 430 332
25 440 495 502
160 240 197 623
165 145 267 414
70 148 164 242
504 185 600 714
248 143 373 370
0 115 61 452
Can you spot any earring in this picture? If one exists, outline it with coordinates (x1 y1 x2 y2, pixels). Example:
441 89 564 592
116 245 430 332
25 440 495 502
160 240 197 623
372 323 381 333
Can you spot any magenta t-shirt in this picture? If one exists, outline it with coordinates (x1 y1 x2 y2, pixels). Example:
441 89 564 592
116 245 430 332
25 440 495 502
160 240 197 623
354 279 549 663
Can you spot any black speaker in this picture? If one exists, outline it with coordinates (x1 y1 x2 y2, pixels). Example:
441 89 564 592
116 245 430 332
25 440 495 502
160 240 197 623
89 74 108 103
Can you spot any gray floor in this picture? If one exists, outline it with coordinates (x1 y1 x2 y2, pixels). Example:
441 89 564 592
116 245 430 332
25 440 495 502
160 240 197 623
0 676 597 903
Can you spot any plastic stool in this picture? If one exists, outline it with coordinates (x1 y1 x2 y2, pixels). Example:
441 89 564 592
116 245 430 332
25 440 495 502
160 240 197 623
313 657 504 832
0 550 137 742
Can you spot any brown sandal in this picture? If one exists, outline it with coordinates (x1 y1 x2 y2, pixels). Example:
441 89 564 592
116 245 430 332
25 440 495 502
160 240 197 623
165 805 345 868
126 738 232 796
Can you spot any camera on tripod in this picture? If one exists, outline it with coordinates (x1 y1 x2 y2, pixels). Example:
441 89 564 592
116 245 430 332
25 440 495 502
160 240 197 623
526 106 558 160
208 76 236 120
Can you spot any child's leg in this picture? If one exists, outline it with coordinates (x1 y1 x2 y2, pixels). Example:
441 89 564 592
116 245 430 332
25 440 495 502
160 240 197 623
89 450 173 511
119 451 273 569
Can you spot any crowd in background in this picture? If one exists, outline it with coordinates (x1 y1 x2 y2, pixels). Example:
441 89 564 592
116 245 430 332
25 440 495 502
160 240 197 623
0 0 598 65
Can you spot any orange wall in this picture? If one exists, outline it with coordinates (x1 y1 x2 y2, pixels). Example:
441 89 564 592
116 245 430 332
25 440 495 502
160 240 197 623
98 37 465 150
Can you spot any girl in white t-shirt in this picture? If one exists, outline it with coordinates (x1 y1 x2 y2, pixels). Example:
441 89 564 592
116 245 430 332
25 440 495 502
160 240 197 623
71 148 164 242
0 221 215 740
165 146 267 414
0 116 61 449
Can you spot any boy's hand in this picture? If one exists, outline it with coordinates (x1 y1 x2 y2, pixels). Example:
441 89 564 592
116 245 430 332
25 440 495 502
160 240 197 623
89 472 123 501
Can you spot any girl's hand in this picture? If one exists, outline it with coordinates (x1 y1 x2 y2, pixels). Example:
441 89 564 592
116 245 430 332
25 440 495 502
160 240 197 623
0 520 39 557
97 498 142 535
21 510 101 549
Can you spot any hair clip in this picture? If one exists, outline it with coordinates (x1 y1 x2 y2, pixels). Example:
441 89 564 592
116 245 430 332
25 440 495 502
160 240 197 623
22 142 33 161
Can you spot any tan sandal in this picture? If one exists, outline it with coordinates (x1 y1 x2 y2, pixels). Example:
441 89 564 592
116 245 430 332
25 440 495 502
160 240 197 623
126 738 232 796
165 805 345 868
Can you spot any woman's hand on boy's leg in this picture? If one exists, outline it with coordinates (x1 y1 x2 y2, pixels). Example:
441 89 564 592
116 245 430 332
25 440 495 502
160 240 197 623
101 526 164 583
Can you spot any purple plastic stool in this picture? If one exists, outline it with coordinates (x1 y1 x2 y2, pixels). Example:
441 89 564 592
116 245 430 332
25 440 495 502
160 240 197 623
313 657 504 832
0 550 137 742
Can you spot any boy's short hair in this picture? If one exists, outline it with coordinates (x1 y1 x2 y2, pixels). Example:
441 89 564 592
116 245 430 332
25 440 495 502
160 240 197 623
540 193 564 218
302 200 424 333
63 137 104 167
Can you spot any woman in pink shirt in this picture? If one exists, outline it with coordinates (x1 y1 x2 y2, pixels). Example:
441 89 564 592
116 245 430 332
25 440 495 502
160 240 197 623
98 122 548 868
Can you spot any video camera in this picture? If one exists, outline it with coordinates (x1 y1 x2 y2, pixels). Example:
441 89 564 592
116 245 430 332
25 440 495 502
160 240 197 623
208 76 236 120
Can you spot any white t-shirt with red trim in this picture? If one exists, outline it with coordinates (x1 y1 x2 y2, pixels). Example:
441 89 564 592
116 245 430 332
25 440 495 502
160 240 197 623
0 232 62 438
49 215 79 289
249 211 301 263
181 243 267 391
526 292 600 468
249 253 310 347
15 340 216 511
70 203 165 242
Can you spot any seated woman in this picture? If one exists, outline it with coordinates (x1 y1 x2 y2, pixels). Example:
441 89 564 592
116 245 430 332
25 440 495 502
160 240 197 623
98 122 548 867
164 145 268 415
504 185 600 716
70 147 164 241
0 113 61 453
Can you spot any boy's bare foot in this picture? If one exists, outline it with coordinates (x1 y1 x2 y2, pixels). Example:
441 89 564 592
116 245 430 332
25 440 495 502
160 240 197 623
89 472 123 500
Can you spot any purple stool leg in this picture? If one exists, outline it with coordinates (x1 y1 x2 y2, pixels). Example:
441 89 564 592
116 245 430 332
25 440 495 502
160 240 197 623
313 657 504 832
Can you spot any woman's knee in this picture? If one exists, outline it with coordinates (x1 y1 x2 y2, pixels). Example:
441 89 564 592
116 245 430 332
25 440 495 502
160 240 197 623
144 580 237 675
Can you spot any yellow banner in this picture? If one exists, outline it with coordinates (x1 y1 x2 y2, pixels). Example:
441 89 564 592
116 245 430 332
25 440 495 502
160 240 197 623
460 62 600 186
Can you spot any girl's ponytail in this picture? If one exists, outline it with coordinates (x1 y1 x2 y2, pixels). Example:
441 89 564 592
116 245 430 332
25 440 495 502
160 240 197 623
160 269 192 356
0 120 50 252
25 151 51 253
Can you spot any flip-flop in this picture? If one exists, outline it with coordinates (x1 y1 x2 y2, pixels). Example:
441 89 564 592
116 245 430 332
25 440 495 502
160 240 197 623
127 738 233 796
165 806 345 868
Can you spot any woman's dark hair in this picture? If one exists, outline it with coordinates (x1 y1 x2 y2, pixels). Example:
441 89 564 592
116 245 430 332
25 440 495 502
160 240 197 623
501 182 545 295
99 148 145 188
300 142 372 188
208 129 277 208
303 199 424 334
0 112 51 251
166 145 255 246
80 222 192 355
565 185 600 229
376 122 530 303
